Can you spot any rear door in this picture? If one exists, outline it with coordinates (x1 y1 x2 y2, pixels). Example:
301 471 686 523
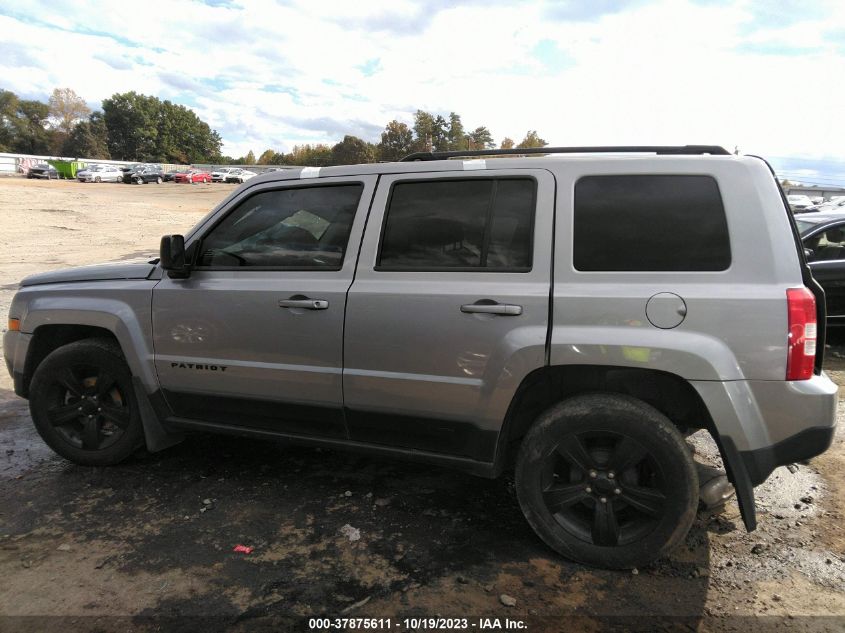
343 168 554 462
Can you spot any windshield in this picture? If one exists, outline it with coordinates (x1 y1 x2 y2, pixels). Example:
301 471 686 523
796 220 816 234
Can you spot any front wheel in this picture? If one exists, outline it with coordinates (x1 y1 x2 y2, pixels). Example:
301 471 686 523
156 176 162 184
29 339 145 466
94 176 101 183
135 177 143 185
515 393 698 569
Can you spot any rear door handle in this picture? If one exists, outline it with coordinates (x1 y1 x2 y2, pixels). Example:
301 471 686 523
460 302 523 316
278 298 329 310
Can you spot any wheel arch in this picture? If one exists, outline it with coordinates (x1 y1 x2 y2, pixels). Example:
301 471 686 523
493 363 758 531
20 302 157 398
494 365 715 470
22 324 119 398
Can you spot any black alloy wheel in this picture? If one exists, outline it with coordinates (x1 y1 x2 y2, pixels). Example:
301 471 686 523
29 340 145 465
538 430 668 547
516 393 698 569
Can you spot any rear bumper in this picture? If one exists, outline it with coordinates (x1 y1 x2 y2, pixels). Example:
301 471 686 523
694 373 837 532
740 424 836 486
693 373 837 454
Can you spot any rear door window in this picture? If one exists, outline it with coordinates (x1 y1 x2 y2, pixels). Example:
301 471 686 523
378 178 536 271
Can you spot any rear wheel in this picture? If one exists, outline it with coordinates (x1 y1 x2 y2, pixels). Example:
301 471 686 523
515 393 698 569
156 176 162 184
29 340 145 466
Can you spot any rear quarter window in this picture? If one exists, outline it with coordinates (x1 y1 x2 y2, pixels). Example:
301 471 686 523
573 175 731 272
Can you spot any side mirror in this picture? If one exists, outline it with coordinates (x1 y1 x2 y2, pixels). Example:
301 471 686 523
160 234 190 278
804 248 815 261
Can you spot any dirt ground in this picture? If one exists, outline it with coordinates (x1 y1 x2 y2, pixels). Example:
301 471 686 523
0 178 843 632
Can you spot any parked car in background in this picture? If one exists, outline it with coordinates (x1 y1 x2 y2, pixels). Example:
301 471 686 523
211 168 236 182
813 198 845 213
163 170 185 182
123 166 164 184
174 170 212 184
224 168 257 184
120 164 143 176
27 163 59 179
788 194 815 212
798 213 845 326
77 165 122 183
811 196 825 205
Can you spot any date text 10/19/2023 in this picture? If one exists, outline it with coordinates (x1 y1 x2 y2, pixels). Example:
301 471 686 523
308 618 528 630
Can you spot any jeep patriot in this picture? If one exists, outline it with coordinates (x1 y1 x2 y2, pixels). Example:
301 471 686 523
4 146 837 568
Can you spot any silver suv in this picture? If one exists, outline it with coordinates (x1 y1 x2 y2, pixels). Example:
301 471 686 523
4 146 838 569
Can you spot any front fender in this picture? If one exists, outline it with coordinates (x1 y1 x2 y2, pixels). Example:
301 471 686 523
17 281 158 391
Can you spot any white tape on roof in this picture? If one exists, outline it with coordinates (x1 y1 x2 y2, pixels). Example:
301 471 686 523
462 160 486 170
300 167 321 178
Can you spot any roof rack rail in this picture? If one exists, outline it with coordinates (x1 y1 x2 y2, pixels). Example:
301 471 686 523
399 145 731 162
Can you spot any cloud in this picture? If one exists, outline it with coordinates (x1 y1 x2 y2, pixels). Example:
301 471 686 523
281 116 384 140
0 0 844 162
734 41 823 55
0 42 45 70
769 156 845 188
158 72 215 96
739 0 830 30
543 0 648 21
93 53 134 71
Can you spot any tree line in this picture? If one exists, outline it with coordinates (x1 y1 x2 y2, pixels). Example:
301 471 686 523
243 112 548 167
0 87 222 163
0 87 547 166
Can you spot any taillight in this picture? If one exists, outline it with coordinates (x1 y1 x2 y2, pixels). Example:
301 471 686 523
786 287 817 380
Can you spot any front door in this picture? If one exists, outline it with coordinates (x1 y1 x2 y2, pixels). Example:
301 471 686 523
343 169 555 462
152 175 377 438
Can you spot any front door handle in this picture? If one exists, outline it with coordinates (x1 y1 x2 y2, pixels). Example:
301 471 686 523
460 302 523 316
278 298 329 310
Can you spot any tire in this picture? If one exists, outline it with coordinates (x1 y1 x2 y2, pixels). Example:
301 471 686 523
136 177 143 185
94 176 101 183
29 339 145 466
156 177 162 184
515 393 698 569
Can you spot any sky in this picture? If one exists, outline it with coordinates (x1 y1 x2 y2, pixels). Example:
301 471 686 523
1 0 844 185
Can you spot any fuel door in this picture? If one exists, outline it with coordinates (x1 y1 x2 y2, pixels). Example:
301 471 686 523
646 292 687 329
